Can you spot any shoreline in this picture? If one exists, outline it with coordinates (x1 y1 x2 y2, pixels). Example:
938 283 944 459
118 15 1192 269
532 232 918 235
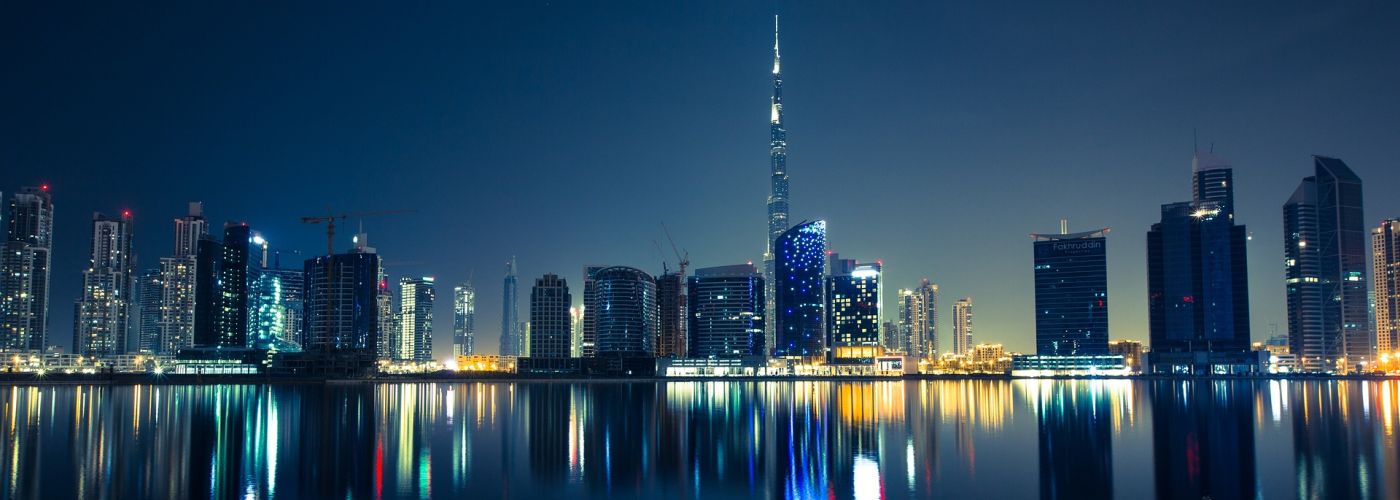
0 372 1396 386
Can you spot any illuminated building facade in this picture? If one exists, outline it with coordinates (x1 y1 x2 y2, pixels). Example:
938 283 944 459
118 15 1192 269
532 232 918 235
156 203 206 354
0 186 54 352
952 297 972 355
453 283 476 356
773 220 825 358
528 274 571 359
655 271 685 358
687 264 765 358
896 280 938 358
1147 152 1255 374
302 236 383 353
74 211 134 356
592 266 656 357
763 15 789 359
1373 219 1400 356
500 256 521 356
1031 224 1109 356
825 256 881 362
256 266 303 349
1285 156 1370 372
398 276 435 362
216 223 253 347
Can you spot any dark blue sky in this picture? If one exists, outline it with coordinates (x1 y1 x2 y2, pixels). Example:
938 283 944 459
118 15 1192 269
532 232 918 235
5 1 1399 357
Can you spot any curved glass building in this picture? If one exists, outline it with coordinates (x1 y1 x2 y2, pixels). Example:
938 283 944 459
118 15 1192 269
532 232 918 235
774 220 825 358
593 266 657 357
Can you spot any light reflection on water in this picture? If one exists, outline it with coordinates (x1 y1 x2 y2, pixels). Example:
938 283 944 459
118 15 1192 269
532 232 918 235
0 380 1396 499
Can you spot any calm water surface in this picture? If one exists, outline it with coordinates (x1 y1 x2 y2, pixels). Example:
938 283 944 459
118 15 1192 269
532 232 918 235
1 380 1397 499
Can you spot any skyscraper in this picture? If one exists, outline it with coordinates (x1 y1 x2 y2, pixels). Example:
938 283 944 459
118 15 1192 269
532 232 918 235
135 268 163 354
1284 156 1370 372
453 283 476 356
192 236 222 347
216 223 253 348
0 185 54 352
654 271 686 358
258 265 304 349
687 264 765 358
528 274 571 359
398 277 435 362
1147 151 1254 374
1032 224 1109 356
1374 219 1400 356
74 211 135 356
580 265 606 358
302 233 383 353
774 220 824 358
763 16 789 357
897 280 938 358
156 202 206 354
592 266 656 358
952 297 973 356
825 256 881 362
500 257 521 356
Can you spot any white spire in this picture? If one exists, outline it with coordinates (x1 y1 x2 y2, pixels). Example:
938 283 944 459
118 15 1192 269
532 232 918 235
772 15 781 75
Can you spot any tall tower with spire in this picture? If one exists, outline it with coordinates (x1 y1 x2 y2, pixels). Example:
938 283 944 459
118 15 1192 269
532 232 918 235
763 15 789 355
500 256 520 356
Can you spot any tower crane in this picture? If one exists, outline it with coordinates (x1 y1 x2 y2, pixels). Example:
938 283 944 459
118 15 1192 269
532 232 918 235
298 208 414 351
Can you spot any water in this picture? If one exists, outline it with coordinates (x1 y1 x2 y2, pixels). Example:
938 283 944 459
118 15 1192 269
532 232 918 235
0 380 1396 499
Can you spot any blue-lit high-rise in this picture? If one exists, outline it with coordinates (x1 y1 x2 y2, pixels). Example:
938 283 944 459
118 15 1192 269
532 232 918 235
687 264 765 358
1284 156 1370 372
592 266 656 358
1031 224 1109 356
763 16 789 356
825 255 881 362
774 220 825 358
398 276 435 362
1147 151 1254 374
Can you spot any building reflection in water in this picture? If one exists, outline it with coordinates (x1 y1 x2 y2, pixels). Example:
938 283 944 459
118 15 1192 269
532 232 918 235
1032 380 1114 500
1148 380 1257 500
0 380 1398 499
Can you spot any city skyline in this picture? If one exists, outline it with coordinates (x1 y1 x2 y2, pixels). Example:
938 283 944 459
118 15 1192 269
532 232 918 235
5 2 1400 359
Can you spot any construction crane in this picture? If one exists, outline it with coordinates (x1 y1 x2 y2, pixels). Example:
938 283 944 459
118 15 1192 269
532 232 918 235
661 222 689 279
300 209 415 257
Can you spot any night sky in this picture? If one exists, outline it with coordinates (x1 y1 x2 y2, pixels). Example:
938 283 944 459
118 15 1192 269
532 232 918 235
5 1 1399 358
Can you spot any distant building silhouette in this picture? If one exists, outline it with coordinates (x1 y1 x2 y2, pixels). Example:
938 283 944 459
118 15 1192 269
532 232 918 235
500 257 521 356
